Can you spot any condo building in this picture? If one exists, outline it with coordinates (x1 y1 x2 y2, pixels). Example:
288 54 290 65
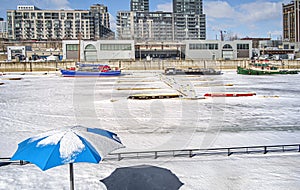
117 0 206 41
283 0 300 42
117 11 174 41
0 18 7 32
173 0 206 40
0 18 8 39
6 4 114 41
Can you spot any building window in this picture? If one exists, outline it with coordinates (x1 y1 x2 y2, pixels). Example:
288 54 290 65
189 43 218 50
237 44 249 50
223 44 233 49
85 44 96 50
66 44 79 51
100 44 132 51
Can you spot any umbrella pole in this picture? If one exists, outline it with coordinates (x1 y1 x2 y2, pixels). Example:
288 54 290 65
69 163 74 190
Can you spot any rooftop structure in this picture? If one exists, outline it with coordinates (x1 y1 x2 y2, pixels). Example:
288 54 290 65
131 0 149 12
17 5 40 11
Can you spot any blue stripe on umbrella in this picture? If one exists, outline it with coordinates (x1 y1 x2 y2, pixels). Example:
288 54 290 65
11 135 101 171
10 126 124 190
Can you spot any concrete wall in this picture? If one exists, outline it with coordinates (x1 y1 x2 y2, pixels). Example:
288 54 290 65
93 40 135 60
1 60 300 72
0 61 74 72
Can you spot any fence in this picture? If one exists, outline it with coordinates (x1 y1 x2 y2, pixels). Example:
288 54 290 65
105 144 300 161
1 144 299 166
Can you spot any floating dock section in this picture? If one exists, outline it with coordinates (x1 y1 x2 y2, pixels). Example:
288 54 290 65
1 77 22 80
128 93 182 100
204 92 256 97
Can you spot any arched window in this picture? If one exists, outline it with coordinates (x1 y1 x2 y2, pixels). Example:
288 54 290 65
223 44 233 49
84 44 97 61
85 44 96 50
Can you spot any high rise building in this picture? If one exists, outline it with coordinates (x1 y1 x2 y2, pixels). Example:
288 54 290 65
173 0 206 40
0 18 8 39
0 18 7 33
131 0 149 12
6 4 114 41
283 0 299 42
117 11 174 41
117 0 206 41
90 4 113 39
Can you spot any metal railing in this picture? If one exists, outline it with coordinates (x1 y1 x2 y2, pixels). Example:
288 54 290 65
1 144 300 166
0 157 27 166
106 144 300 161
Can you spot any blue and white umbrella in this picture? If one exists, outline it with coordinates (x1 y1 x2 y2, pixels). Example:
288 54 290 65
11 125 124 190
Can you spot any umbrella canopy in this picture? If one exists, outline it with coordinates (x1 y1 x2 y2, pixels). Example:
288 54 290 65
11 125 124 189
101 165 184 190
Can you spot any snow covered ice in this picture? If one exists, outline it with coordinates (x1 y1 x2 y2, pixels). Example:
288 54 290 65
0 70 300 189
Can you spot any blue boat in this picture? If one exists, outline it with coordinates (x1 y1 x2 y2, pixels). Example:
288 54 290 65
60 64 121 77
60 69 121 77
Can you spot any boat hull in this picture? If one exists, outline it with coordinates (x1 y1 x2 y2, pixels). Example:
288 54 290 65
60 70 121 77
237 66 298 75
165 68 222 75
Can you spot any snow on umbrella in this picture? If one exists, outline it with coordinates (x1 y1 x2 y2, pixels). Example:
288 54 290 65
11 125 124 190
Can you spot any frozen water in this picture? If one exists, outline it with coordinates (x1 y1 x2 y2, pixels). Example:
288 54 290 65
0 70 300 189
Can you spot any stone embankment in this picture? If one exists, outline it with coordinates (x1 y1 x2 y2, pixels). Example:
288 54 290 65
1 60 300 72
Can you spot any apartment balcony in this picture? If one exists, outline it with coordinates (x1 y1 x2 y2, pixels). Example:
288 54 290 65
15 31 22 35
24 24 31 28
25 28 33 32
54 32 61 36
52 15 59 20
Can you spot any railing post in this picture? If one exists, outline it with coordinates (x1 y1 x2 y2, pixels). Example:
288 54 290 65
154 152 158 159
189 150 193 157
228 148 231 156
118 153 121 161
298 145 300 152
264 146 267 154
